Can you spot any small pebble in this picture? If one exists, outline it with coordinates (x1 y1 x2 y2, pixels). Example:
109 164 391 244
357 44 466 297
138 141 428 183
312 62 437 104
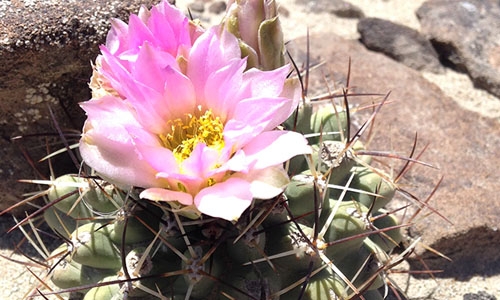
188 1 205 13
208 1 226 14
463 291 497 300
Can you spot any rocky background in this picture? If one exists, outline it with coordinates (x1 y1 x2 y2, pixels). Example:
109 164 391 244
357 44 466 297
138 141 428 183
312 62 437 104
1 0 499 299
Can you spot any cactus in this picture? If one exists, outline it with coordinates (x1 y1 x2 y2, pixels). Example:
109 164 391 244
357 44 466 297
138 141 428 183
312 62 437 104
3 1 441 299
14 103 415 299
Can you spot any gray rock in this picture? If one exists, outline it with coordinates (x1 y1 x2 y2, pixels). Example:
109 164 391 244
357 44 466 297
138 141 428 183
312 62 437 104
208 1 227 14
295 0 364 18
188 0 205 13
464 291 497 300
288 32 500 284
417 0 500 97
357 17 442 73
0 0 158 214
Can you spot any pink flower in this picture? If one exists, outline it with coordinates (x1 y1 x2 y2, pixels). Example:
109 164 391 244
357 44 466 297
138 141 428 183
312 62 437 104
80 1 310 221
90 1 203 99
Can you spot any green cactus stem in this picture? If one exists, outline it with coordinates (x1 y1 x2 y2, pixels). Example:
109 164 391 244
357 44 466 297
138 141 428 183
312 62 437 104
48 174 93 219
83 276 122 300
70 222 122 270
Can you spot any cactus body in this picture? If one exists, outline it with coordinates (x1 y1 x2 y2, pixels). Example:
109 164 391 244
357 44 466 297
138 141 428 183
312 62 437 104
48 175 93 219
285 267 348 300
70 222 122 270
83 276 122 300
44 206 84 239
332 167 396 212
324 200 370 261
370 211 403 252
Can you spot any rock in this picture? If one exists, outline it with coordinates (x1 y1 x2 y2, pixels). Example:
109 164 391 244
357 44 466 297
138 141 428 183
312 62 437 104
0 0 158 215
287 32 500 285
357 17 442 73
464 291 497 300
278 5 290 18
295 0 364 18
417 0 500 97
329 0 364 19
208 1 226 14
188 0 205 13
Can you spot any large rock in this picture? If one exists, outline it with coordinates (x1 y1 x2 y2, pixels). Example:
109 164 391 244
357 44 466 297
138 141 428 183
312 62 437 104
417 0 500 97
357 17 442 73
287 32 500 282
0 0 159 214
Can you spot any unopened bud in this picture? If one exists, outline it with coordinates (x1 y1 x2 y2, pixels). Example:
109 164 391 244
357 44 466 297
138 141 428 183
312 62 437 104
223 0 285 70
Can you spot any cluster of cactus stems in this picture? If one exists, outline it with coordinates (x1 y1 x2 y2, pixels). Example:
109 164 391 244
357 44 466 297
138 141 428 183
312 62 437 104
5 93 435 300
1 1 443 299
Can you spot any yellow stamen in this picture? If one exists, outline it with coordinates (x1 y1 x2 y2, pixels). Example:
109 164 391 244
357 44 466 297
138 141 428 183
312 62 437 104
160 109 225 162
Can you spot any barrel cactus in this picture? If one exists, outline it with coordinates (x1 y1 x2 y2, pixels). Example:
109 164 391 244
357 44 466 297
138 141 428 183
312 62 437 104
5 1 438 299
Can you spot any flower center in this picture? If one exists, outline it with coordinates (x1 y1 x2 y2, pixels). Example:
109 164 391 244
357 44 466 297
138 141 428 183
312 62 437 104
160 109 225 162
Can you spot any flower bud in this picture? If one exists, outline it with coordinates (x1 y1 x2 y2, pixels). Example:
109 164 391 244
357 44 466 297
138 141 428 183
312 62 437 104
223 0 285 70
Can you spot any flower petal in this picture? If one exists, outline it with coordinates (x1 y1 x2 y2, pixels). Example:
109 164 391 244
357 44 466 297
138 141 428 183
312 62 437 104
231 130 311 170
106 18 129 55
132 42 179 92
181 143 222 178
224 96 294 148
239 65 290 98
147 2 193 56
187 26 241 107
79 96 161 188
128 127 179 174
203 59 247 120
127 14 156 51
243 165 290 199
194 177 253 221
140 188 193 206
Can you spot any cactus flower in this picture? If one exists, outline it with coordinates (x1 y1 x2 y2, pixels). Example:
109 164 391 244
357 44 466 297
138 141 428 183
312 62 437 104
89 0 204 99
79 1 310 221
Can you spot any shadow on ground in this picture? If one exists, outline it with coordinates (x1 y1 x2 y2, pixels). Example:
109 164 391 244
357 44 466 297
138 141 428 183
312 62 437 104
0 215 59 259
408 226 500 280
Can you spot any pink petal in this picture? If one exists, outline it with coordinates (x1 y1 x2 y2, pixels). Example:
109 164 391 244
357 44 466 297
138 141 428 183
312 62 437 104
280 77 301 117
106 18 129 55
79 97 162 188
127 14 155 50
101 45 195 134
127 127 179 174
127 45 196 132
194 177 253 221
180 143 223 178
245 166 290 199
140 188 193 206
234 130 311 170
137 5 151 23
224 96 294 148
160 65 196 119
231 165 289 199
239 66 290 98
148 2 193 56
187 26 241 105
132 43 179 92
99 46 134 96
203 59 247 120
156 171 204 196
